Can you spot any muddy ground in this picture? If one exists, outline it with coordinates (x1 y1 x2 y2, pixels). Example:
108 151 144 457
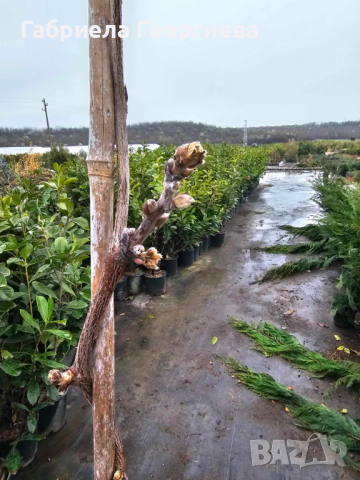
19 172 360 480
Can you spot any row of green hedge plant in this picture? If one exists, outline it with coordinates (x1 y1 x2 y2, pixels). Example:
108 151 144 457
0 143 266 470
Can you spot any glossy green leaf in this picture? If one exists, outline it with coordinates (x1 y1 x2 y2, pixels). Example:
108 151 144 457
47 296 54 320
20 310 41 332
37 358 67 369
0 361 22 376
73 217 89 230
46 329 72 340
46 384 60 401
27 378 40 405
27 412 37 433
32 281 57 299
36 296 49 322
0 300 16 313
6 449 21 474
54 237 68 254
1 349 13 360
12 402 29 412
20 243 33 259
0 263 10 276
67 299 88 310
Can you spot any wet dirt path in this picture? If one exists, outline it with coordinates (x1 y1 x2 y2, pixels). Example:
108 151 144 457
20 172 360 480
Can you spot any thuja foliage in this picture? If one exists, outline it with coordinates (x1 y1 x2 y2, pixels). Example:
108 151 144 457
259 255 338 283
259 177 360 320
229 317 360 396
257 239 327 255
218 356 360 471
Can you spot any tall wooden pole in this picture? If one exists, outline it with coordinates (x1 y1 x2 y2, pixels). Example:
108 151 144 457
87 0 116 478
42 99 53 148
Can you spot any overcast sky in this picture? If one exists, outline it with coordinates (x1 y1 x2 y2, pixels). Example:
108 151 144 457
0 0 359 129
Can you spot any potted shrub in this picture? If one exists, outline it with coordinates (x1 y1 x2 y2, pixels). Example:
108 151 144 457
153 217 179 276
0 167 91 474
126 268 143 296
210 228 226 248
114 276 128 300
144 269 167 296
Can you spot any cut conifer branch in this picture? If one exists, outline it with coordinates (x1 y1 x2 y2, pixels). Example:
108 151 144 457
258 255 338 282
48 141 206 479
218 356 360 471
256 239 328 255
229 317 360 396
278 224 325 241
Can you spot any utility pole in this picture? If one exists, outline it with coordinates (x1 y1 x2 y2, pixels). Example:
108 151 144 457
42 98 53 148
243 120 248 147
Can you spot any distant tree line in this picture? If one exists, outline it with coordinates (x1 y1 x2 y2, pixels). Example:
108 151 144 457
1 120 360 148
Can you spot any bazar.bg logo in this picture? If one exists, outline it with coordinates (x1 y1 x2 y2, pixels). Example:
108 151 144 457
250 434 347 468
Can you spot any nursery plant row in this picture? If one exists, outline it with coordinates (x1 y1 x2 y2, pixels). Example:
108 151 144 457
0 143 267 473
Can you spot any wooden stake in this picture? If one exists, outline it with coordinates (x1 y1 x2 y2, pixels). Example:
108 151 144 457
87 0 116 477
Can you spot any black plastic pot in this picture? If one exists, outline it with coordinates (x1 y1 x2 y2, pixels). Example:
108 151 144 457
334 312 354 329
211 232 226 248
230 207 236 218
114 276 128 301
194 244 200 261
161 256 178 277
127 270 144 296
178 248 195 267
202 236 210 252
144 270 167 296
198 241 203 257
38 393 68 436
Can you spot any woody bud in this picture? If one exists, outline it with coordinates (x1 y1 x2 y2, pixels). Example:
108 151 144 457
173 194 195 210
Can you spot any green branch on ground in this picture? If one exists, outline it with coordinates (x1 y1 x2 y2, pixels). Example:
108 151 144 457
256 239 328 255
278 224 325 241
259 255 338 282
217 355 360 471
229 317 360 396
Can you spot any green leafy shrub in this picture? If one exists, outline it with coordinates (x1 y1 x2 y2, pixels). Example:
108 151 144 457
128 143 267 256
0 164 91 466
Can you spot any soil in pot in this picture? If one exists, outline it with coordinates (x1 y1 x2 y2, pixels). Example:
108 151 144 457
126 268 144 296
144 270 167 296
211 232 226 247
114 276 128 301
178 249 195 268
0 408 39 470
194 244 200 261
161 256 178 276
